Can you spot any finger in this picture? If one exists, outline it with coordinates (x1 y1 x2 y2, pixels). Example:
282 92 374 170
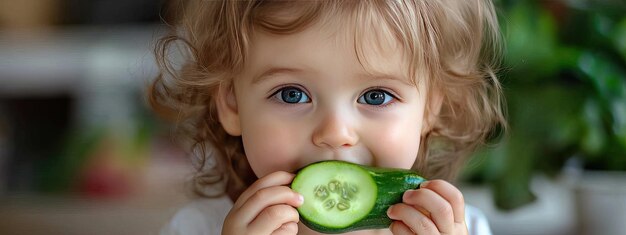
388 203 438 235
248 205 299 234
420 180 465 223
237 186 303 223
389 221 415 235
234 171 295 209
270 222 298 235
403 188 454 233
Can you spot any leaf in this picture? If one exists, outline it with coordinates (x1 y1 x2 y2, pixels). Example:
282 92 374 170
577 51 626 149
581 100 606 155
611 98 626 149
613 18 626 65
503 2 559 81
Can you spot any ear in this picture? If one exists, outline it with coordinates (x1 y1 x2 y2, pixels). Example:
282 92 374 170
422 87 444 135
216 82 242 136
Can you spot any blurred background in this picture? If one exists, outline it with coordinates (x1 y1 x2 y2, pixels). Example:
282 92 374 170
0 0 624 234
0 0 193 234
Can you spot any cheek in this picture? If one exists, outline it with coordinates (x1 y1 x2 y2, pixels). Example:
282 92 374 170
241 118 303 178
374 122 421 168
368 109 424 169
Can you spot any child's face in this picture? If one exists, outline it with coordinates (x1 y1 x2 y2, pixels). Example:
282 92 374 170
219 22 430 178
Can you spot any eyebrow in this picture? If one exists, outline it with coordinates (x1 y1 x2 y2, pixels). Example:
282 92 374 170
251 67 305 84
358 72 414 86
251 66 414 86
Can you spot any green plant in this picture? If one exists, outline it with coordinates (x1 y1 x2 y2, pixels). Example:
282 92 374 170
463 0 626 210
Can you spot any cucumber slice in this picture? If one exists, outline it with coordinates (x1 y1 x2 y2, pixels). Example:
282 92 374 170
291 160 425 233
291 161 377 230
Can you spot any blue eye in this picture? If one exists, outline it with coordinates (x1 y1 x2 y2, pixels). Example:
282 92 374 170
358 89 394 105
274 87 311 104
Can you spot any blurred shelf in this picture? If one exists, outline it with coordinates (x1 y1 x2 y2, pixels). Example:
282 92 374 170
0 155 193 235
0 194 178 235
0 24 162 97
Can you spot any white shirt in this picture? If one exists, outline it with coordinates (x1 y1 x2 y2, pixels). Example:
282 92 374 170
160 196 492 235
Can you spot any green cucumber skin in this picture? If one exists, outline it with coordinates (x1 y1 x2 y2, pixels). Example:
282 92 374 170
296 161 426 234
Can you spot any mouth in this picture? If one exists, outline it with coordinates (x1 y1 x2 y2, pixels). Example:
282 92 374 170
310 148 374 166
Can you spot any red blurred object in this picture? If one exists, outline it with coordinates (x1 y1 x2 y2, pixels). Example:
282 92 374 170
77 160 132 198
75 138 137 199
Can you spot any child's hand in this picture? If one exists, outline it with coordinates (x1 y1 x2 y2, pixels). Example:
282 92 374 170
387 180 468 235
222 171 304 235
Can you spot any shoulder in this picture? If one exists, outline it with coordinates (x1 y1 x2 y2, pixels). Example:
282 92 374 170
160 196 233 235
465 204 492 235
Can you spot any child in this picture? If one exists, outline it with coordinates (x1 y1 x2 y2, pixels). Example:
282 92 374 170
150 0 505 234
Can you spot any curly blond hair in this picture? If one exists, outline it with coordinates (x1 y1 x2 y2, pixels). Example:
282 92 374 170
148 0 506 199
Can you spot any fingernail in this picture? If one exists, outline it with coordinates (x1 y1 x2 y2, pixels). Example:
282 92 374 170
386 206 393 217
420 181 430 188
297 194 304 204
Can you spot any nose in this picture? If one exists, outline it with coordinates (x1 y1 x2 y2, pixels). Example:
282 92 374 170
312 112 359 149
